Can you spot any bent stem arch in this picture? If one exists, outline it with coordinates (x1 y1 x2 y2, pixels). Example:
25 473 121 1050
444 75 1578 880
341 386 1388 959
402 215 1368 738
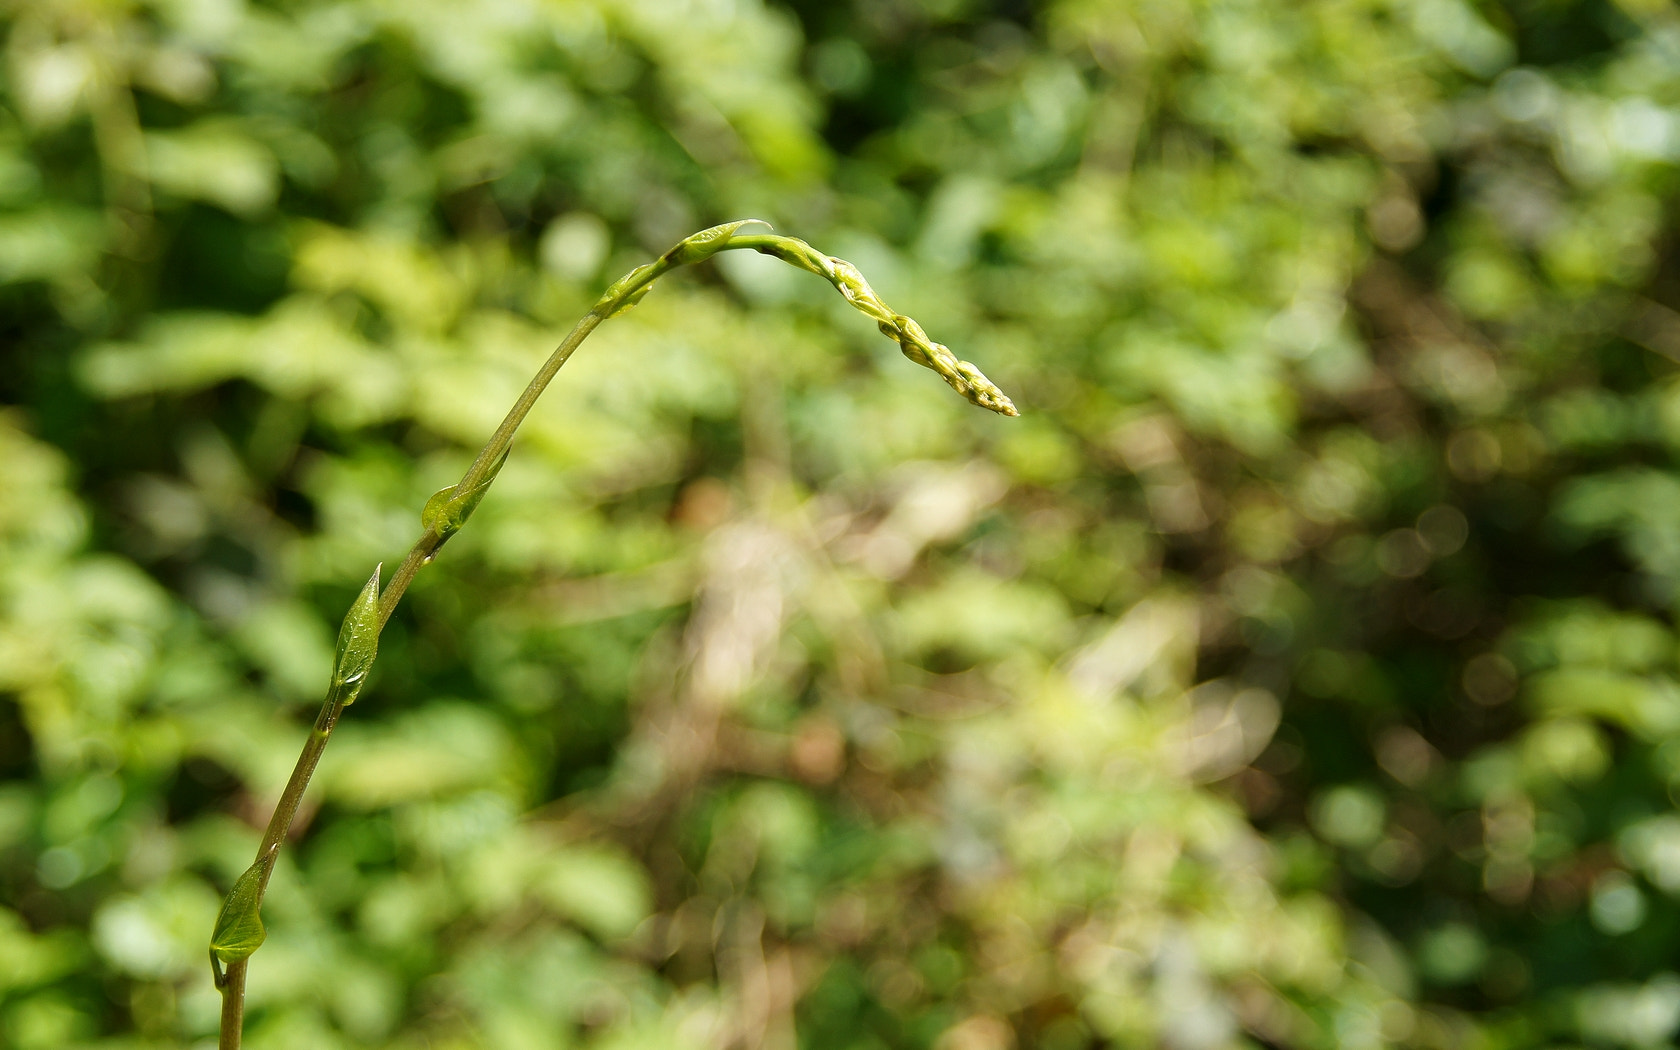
209 220 1016 1050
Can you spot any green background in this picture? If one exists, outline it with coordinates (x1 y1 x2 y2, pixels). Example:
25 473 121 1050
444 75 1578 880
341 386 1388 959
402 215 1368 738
5 0 1680 1046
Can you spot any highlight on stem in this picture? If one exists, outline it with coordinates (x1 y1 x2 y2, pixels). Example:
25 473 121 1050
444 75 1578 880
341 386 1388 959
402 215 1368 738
208 220 1016 1049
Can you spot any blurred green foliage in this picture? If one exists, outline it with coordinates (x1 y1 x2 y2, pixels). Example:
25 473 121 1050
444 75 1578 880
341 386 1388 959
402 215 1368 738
6 0 1680 1047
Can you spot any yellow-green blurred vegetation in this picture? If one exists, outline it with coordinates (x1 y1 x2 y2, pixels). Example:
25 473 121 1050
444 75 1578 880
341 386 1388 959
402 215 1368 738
6 0 1680 1046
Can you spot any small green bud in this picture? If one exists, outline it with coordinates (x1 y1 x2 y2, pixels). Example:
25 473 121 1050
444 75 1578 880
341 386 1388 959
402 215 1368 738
828 258 894 325
594 262 661 318
661 218 772 267
879 313 1018 416
733 232 1016 415
421 449 508 542
209 843 279 986
591 224 1017 415
603 282 653 318
330 565 382 705
749 236 833 279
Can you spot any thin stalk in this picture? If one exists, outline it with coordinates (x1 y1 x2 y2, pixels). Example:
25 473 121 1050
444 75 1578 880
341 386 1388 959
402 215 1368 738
212 693 346 1047
375 310 603 631
212 221 1014 1049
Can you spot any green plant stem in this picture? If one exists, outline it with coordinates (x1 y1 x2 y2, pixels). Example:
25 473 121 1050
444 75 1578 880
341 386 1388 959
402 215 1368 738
213 223 1013 1050
376 312 604 631
213 694 347 1047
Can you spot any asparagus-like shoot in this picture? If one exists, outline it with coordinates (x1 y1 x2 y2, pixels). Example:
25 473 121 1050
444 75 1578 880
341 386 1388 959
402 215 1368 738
210 221 1016 1049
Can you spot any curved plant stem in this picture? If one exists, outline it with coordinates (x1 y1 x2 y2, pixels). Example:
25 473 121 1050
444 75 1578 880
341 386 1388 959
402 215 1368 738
212 221 1014 1049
